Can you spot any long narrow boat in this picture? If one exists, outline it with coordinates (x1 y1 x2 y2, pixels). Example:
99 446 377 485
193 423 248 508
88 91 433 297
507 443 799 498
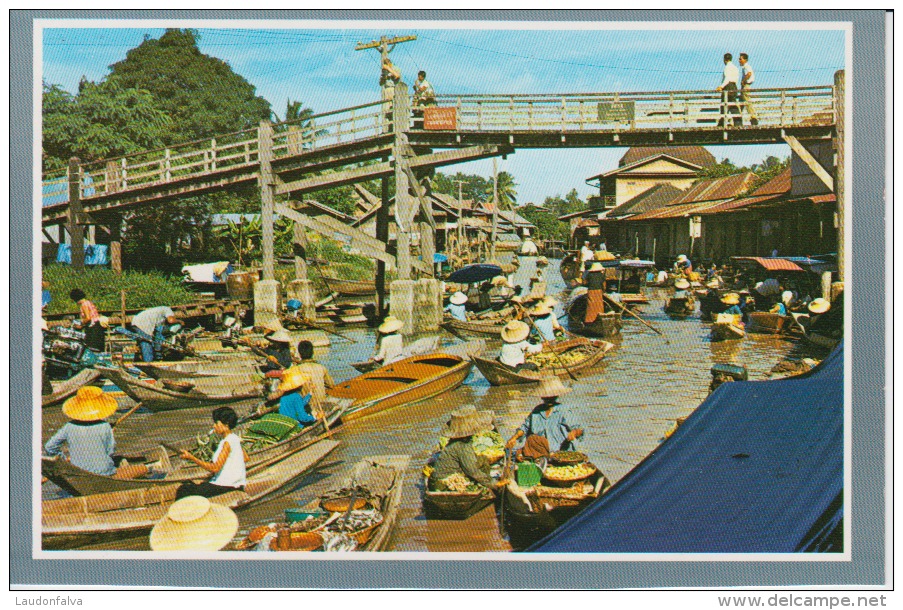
558 252 582 284
422 473 496 520
96 366 263 413
473 338 614 386
746 311 792 334
566 294 622 338
235 455 409 552
41 398 350 497
42 369 102 409
664 296 696 317
710 313 746 341
327 353 474 423
351 338 486 374
321 276 376 297
42 439 340 550
440 316 509 338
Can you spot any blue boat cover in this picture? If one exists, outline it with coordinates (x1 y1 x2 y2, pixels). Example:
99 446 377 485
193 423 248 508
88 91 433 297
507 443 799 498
56 243 108 265
529 343 844 553
447 264 504 284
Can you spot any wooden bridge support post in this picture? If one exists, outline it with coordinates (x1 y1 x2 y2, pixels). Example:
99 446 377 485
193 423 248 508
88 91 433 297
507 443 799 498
288 219 316 321
67 157 85 271
109 216 122 274
392 83 414 280
833 70 846 287
258 120 276 282
376 169 391 317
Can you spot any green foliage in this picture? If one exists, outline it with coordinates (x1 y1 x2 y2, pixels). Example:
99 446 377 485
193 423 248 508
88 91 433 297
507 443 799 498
484 171 518 210
541 188 586 218
42 80 171 170
695 155 791 195
519 204 570 242
42 264 195 315
317 186 359 216
107 29 271 144
696 158 743 180
431 171 490 204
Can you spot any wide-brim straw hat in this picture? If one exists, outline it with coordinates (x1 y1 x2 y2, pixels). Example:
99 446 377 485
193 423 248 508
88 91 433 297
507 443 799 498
808 298 831 314
532 302 552 317
782 291 794 305
63 385 117 421
674 279 691 290
594 250 616 261
263 319 284 333
443 407 489 439
266 329 292 344
501 320 530 343
491 276 510 287
536 256 549 266
150 496 239 552
705 279 720 289
720 293 740 305
589 263 605 272
450 291 468 305
677 254 688 263
532 376 572 399
378 316 404 334
278 365 310 393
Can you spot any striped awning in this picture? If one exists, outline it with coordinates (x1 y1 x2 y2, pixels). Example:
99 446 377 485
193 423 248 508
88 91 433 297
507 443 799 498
732 257 805 272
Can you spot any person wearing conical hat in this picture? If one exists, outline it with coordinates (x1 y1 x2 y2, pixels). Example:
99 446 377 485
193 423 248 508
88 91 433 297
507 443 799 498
261 328 294 372
44 386 148 479
499 319 543 370
444 291 469 322
807 296 843 338
264 365 318 426
505 377 584 460
720 292 743 316
673 277 691 298
177 407 248 500
531 300 563 342
150 495 239 552
372 316 405 364
770 290 795 316
674 254 693 274
583 261 607 324
428 407 509 493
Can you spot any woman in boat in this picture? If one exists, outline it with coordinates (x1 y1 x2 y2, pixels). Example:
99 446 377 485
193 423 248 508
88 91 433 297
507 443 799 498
499 320 543 371
478 282 494 311
44 386 149 479
69 288 106 352
444 291 469 321
505 377 584 461
674 254 693 275
261 328 294 372
429 408 508 494
583 262 607 325
531 299 563 342
177 406 249 500
372 316 405 364
720 292 744 315
268 366 319 425
770 291 794 316
673 278 691 299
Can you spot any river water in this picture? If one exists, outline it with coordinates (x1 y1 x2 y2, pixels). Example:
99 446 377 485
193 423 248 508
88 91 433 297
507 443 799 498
42 255 820 552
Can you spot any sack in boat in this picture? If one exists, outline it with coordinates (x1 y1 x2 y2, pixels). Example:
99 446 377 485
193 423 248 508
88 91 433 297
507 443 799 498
245 413 302 442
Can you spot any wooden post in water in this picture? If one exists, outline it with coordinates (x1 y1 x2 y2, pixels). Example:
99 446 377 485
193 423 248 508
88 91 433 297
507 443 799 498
120 290 126 328
67 157 85 271
109 216 122 274
292 220 308 281
833 70 845 284
376 169 390 317
258 120 276 281
393 83 413 280
490 158 498 260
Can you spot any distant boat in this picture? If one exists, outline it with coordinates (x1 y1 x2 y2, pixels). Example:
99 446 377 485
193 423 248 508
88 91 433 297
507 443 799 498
566 294 622 338
321 276 376 297
473 338 613 386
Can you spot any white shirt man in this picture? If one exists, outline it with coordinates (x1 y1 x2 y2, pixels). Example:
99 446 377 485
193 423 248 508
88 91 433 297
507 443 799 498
718 57 740 91
580 242 594 263
716 53 741 126
738 53 759 124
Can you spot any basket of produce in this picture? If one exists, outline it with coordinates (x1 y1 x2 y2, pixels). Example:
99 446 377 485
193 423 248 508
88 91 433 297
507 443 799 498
162 380 195 393
323 508 384 545
320 496 368 513
473 430 505 464
273 530 324 552
541 462 597 487
549 450 588 465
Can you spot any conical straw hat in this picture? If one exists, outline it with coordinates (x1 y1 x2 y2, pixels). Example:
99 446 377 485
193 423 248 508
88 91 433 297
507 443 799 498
278 366 310 393
443 407 489 439
450 291 468 305
378 316 404 334
62 386 117 421
532 376 572 398
808 298 831 314
266 329 292 344
149 496 239 552
720 293 740 305
674 279 691 289
501 320 530 343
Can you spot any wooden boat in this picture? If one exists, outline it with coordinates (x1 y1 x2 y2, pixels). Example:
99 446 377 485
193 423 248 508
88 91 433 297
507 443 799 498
321 276 376 297
620 293 649 305
566 294 622 338
350 338 486 374
42 369 102 409
711 314 746 341
41 439 340 550
236 455 409 552
422 473 496 520
503 463 610 550
747 311 792 334
440 316 508 338
559 252 582 284
327 353 474 423
473 338 614 386
96 366 264 413
41 398 350 497
664 296 696 317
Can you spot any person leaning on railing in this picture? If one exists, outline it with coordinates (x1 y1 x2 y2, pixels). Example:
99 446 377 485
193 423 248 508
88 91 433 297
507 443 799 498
716 52 741 127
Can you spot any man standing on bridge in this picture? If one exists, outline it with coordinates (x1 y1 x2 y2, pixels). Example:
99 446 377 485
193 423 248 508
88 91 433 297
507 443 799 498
716 52 741 127
739 52 759 126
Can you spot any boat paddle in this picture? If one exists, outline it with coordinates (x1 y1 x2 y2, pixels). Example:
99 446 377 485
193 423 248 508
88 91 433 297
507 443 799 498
603 294 668 341
112 402 144 429
498 448 512 538
295 317 357 344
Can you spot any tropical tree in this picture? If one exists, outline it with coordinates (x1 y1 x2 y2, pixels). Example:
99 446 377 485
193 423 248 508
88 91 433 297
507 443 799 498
485 171 518 210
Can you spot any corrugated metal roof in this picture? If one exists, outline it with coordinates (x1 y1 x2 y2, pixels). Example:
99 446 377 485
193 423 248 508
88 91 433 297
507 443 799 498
733 257 805 272
619 146 716 168
606 184 685 218
668 172 757 205
748 167 792 196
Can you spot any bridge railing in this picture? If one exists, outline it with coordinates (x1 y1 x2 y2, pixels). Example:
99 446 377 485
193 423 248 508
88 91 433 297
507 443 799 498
42 99 393 206
432 86 835 132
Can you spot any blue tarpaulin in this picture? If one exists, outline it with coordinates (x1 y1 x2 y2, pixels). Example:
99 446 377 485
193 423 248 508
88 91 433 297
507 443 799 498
56 243 109 266
529 344 844 553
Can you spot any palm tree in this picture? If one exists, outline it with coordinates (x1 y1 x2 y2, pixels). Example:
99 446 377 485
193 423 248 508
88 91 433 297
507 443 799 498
275 99 326 151
485 171 518 210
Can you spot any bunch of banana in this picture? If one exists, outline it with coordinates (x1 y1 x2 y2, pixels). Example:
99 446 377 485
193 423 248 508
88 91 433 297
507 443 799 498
544 463 596 480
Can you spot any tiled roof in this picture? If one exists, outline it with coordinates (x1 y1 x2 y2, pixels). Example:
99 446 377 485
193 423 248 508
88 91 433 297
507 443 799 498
619 146 717 168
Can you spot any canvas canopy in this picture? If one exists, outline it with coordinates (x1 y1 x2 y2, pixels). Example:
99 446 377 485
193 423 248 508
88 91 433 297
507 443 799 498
529 344 844 553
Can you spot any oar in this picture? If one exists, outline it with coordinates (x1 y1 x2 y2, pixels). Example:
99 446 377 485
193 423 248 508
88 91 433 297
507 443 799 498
498 448 512 538
523 316 578 382
221 337 286 370
295 317 357 344
112 402 144 429
603 294 668 340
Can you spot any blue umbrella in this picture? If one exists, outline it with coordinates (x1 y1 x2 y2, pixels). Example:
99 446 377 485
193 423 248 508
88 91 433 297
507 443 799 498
446 263 504 284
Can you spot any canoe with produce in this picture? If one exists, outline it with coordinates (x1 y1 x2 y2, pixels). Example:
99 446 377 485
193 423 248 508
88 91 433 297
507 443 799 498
710 313 746 341
234 455 409 552
96 365 264 413
566 294 622 338
327 353 474 423
42 439 340 550
664 296 696 317
41 398 350 497
503 457 611 550
746 311 792 335
473 338 614 386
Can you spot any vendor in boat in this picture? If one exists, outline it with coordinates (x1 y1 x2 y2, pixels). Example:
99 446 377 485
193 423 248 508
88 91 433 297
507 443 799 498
429 407 508 494
130 305 178 362
44 386 149 479
372 316 405 364
672 278 691 298
674 254 693 275
478 281 494 311
804 298 843 336
531 299 564 342
444 291 469 321
267 366 321 425
261 328 294 372
580 241 594 264
294 340 334 413
69 288 106 352
770 291 794 316
583 262 607 324
500 320 543 371
505 377 584 460
177 406 249 500
720 292 744 316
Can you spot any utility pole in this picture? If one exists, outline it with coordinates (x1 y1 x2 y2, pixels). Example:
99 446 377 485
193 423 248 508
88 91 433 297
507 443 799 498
453 179 466 249
490 158 499 260
355 34 417 98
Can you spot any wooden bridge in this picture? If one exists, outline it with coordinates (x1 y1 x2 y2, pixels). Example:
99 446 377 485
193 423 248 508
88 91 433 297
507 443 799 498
42 78 843 292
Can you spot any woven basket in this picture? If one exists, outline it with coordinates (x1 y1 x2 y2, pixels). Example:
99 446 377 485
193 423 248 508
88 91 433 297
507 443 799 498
320 497 368 513
541 465 597 488
549 451 588 466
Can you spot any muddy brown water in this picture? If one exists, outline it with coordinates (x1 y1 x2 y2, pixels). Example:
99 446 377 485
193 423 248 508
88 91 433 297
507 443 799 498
42 256 824 552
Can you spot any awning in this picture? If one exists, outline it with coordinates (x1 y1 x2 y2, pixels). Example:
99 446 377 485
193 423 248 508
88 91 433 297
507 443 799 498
732 257 805 272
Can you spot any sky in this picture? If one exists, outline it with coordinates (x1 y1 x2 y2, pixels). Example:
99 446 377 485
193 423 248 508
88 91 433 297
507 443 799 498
41 23 845 205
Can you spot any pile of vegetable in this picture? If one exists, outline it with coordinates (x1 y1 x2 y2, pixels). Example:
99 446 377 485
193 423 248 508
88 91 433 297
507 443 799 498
526 345 596 368
543 463 596 482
